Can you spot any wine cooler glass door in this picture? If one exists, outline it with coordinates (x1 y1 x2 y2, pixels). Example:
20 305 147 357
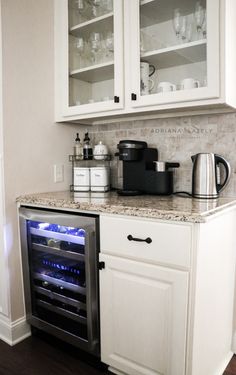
19 208 99 356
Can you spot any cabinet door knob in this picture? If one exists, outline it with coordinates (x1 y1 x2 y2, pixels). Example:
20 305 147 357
127 234 152 244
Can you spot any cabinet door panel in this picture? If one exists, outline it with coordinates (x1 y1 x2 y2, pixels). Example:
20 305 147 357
100 254 189 375
129 0 220 108
55 0 124 119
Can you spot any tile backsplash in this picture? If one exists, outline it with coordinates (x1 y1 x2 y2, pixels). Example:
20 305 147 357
89 112 236 196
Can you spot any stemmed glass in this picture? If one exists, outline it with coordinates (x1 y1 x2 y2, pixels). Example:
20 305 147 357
75 37 85 68
173 8 182 39
194 1 205 34
104 32 114 61
202 15 207 38
90 32 102 64
180 16 187 42
91 0 102 18
74 0 88 23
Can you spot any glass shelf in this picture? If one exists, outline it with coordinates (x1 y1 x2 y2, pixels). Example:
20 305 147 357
70 12 113 37
141 39 206 69
70 61 114 82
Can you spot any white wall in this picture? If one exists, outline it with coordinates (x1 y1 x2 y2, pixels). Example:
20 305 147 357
0 0 9 318
1 0 86 323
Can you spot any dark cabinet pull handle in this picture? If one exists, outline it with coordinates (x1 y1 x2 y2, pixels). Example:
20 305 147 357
127 234 152 244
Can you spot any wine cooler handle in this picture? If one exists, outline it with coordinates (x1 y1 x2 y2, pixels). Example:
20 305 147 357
127 234 152 244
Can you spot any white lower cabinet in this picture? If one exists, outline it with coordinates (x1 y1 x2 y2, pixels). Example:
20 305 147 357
99 254 188 375
99 212 236 375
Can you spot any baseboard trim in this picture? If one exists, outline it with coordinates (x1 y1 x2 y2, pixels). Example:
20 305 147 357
215 351 234 375
0 314 31 346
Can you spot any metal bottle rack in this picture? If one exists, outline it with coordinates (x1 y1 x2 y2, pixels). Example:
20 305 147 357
69 154 112 192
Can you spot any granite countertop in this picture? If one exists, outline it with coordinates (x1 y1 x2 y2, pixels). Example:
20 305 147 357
16 190 236 223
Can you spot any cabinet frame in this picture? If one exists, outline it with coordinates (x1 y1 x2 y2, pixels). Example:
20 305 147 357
55 0 236 123
54 0 124 121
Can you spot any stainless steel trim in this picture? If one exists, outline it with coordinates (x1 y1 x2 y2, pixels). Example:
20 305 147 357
19 207 100 356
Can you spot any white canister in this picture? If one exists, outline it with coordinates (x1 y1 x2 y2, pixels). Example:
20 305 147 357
93 141 108 160
90 167 110 192
73 167 90 192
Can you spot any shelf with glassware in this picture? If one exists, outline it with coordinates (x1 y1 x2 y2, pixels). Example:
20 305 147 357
137 0 208 98
55 0 236 122
68 4 116 107
69 154 112 193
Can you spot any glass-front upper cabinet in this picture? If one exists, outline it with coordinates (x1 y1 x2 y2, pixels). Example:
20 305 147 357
55 0 124 119
129 0 220 108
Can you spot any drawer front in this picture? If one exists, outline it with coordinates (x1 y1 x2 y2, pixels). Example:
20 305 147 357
100 215 192 269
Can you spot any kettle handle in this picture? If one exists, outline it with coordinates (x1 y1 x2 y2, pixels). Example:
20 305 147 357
215 154 231 193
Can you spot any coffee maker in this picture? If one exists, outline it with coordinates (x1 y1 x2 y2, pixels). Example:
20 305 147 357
116 140 179 195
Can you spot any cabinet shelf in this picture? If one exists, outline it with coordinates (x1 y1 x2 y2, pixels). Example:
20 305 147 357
70 12 113 38
70 61 114 82
141 39 207 69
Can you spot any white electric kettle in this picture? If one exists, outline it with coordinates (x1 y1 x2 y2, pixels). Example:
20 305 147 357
191 153 231 199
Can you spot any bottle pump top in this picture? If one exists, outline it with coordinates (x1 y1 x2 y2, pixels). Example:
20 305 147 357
75 133 80 142
84 132 90 144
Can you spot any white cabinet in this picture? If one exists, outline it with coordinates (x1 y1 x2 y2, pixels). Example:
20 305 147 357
99 211 236 375
55 0 124 120
99 254 188 375
55 0 236 123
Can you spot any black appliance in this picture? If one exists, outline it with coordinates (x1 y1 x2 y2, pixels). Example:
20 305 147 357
116 140 179 195
19 207 100 357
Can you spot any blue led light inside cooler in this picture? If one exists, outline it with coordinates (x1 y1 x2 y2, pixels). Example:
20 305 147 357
42 259 80 275
33 221 85 237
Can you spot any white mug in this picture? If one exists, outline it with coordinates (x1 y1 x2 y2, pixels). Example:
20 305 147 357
157 81 176 93
140 62 155 95
180 78 200 90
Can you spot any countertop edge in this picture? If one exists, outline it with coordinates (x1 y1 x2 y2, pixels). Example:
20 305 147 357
16 193 236 224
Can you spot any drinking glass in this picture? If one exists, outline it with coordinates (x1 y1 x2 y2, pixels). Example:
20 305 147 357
90 32 102 64
74 0 88 22
101 0 113 13
105 32 114 61
91 0 102 18
180 16 187 42
75 37 85 68
194 1 205 34
186 23 193 43
202 15 207 38
173 8 182 39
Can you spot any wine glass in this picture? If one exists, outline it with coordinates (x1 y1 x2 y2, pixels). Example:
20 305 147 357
173 8 182 39
91 0 102 18
180 16 187 42
105 32 114 61
202 14 207 38
75 37 85 68
74 0 88 22
194 1 205 34
90 32 101 64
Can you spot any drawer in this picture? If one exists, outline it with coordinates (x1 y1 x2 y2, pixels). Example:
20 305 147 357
100 215 192 269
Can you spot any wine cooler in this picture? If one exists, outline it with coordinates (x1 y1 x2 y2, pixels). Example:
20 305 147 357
19 207 100 356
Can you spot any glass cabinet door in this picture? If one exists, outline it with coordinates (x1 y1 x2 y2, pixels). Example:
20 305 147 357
130 0 220 107
66 0 123 115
